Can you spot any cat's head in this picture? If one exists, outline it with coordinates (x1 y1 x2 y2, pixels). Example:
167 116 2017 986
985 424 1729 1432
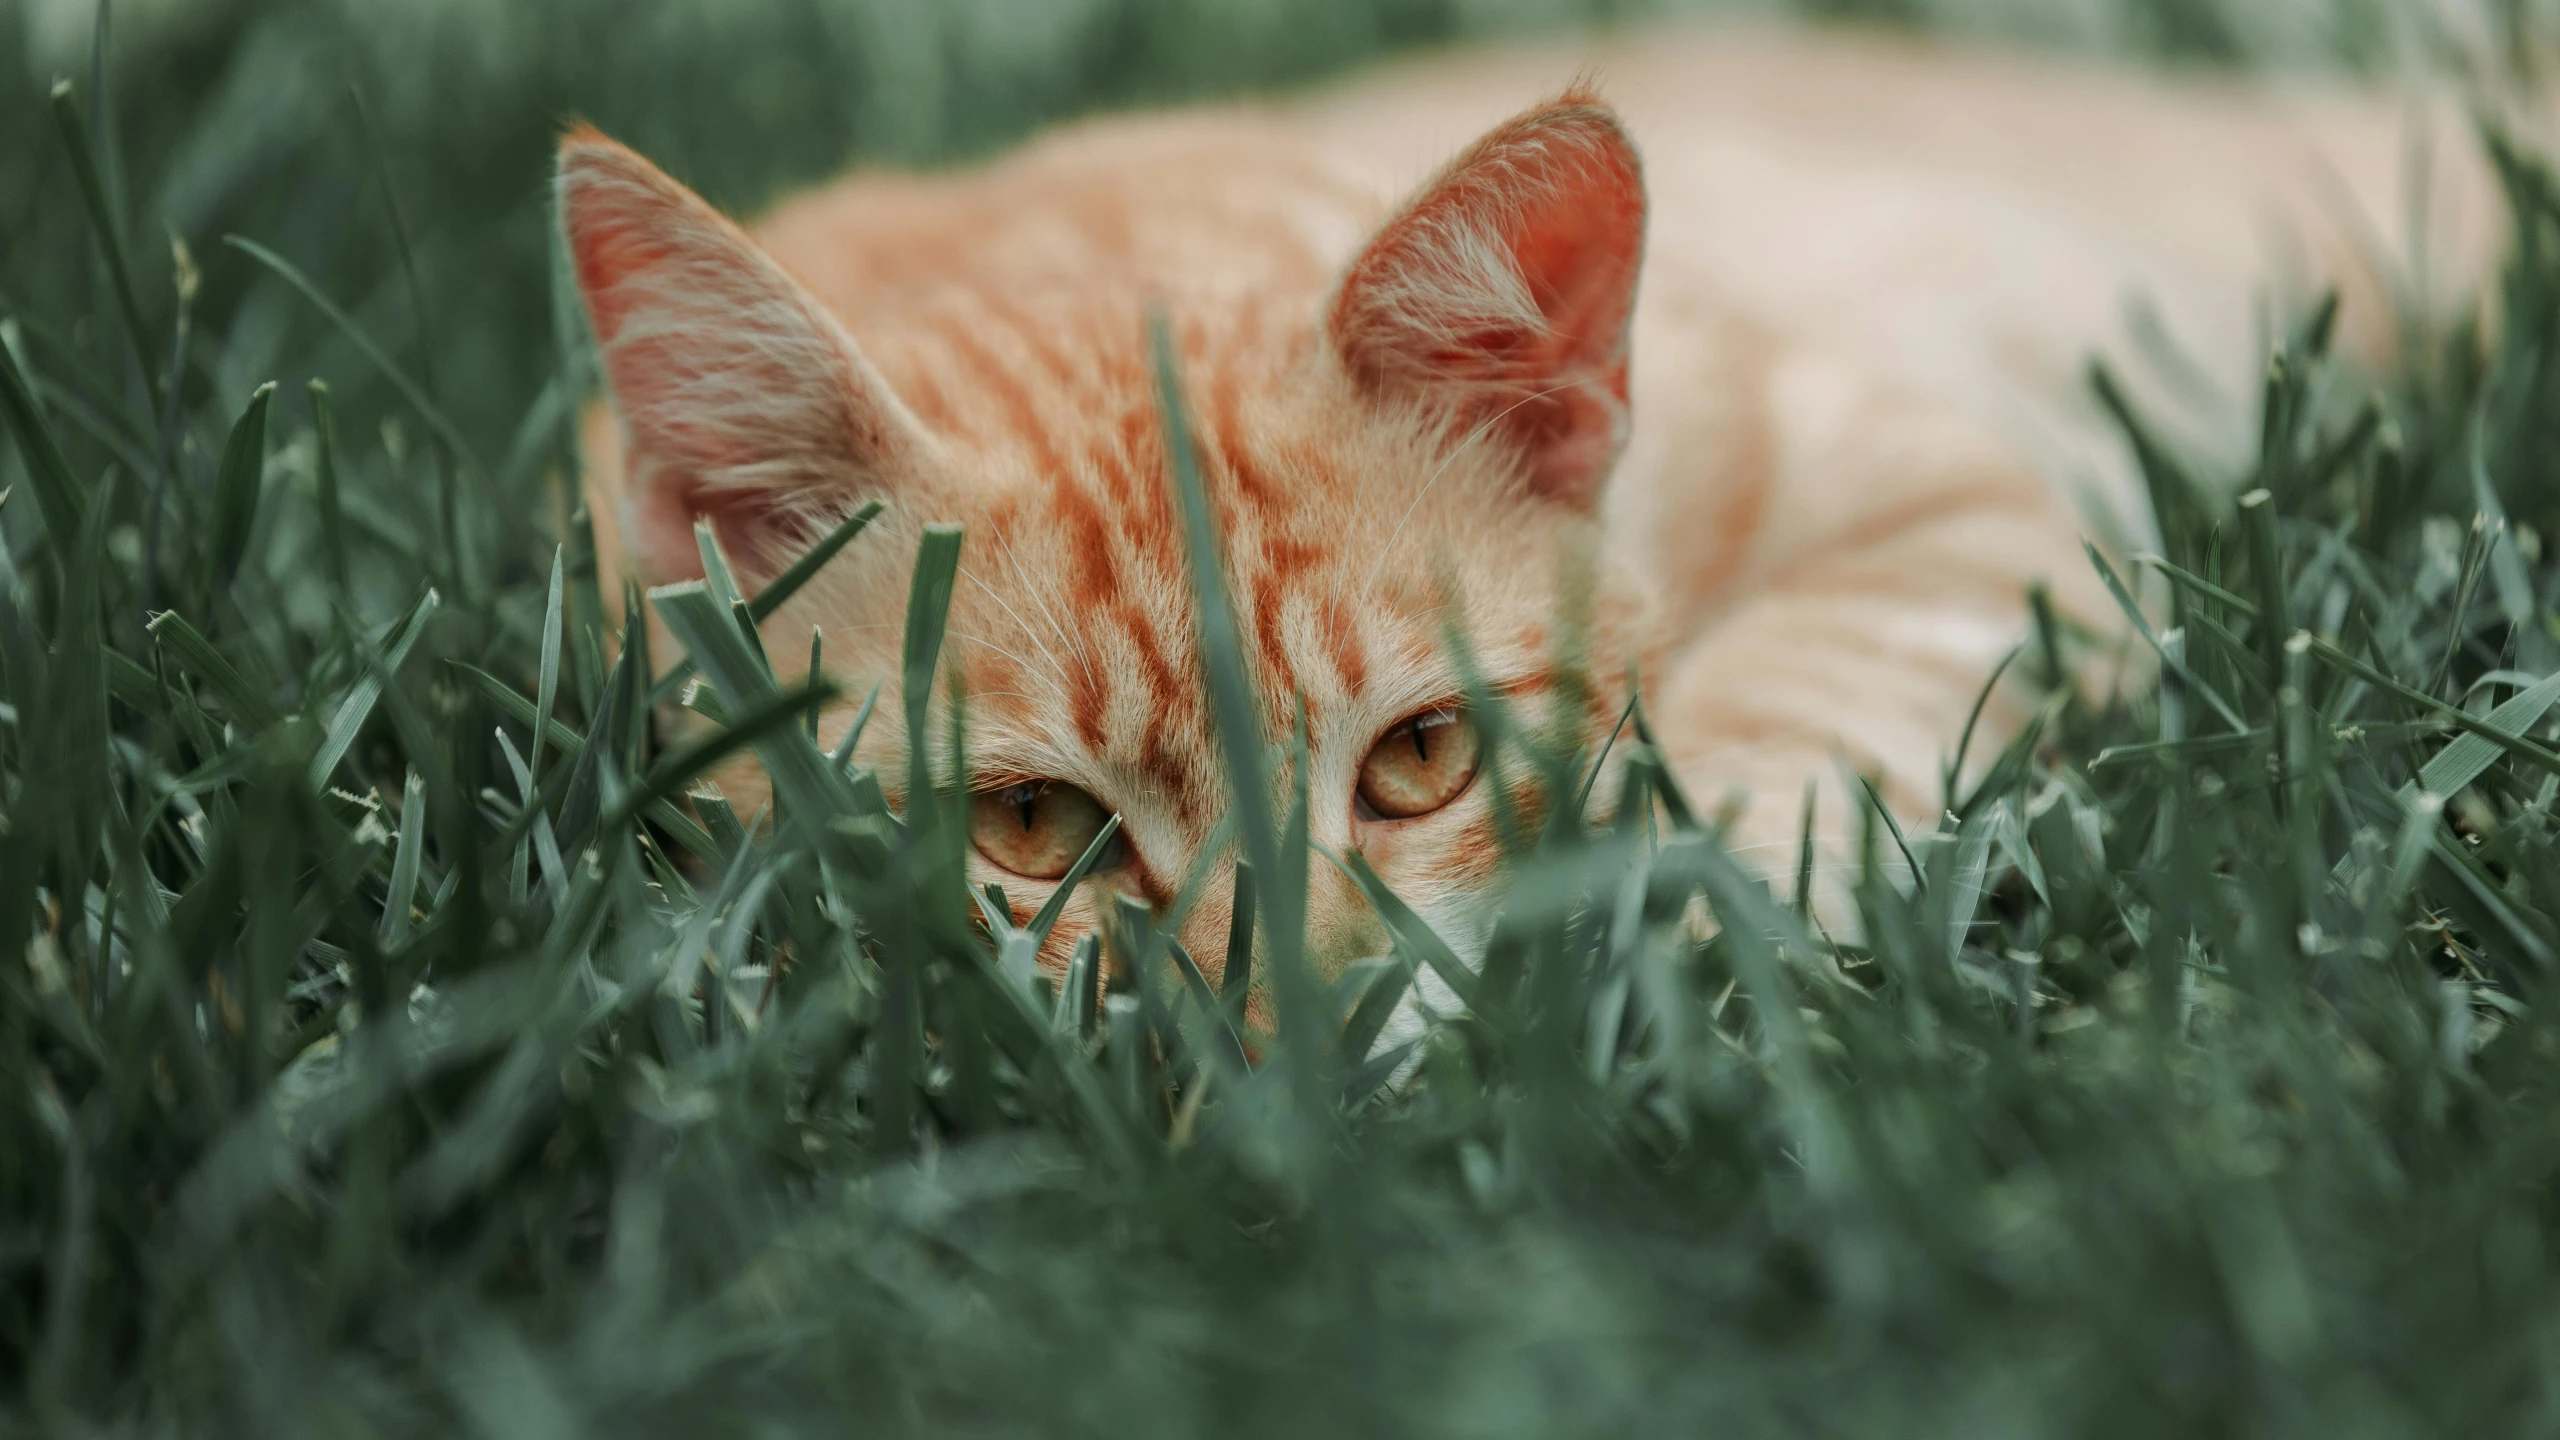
559 95 1654 1011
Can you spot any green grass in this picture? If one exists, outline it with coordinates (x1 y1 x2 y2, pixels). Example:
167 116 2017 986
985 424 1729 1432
13 2 2560 1434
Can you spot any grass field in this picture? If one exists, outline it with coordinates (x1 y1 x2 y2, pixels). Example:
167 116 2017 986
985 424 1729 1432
11 1 2560 1434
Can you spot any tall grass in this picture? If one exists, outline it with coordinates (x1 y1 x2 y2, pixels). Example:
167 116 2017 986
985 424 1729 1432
12 3 2560 1435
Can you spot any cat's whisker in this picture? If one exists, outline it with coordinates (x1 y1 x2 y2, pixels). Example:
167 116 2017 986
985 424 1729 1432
960 562 1074 691
991 527 1100 691
1001 533 1096 685
945 629 1053 685
1361 380 1582 603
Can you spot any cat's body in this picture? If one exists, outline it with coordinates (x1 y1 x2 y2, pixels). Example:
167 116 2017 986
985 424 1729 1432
566 24 2497 1016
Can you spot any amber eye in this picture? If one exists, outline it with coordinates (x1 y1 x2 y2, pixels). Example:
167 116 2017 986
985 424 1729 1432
1356 707 1482 820
969 780 1118 880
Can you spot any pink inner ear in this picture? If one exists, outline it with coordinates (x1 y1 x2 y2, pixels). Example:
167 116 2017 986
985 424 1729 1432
1331 97 1646 509
560 128 912 583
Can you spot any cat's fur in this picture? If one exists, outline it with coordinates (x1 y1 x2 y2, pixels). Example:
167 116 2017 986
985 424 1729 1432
563 23 2500 1017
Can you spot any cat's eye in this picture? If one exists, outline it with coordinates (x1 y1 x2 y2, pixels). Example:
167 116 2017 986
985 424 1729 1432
970 780 1118 880
1357 707 1481 820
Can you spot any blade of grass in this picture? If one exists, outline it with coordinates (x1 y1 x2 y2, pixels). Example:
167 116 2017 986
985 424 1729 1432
210 382 274 585
0 324 88 545
1167 941 1249 1072
146 610 282 730
1854 772 1925 895
308 588 439 790
532 546 565 783
2136 551 2259 618
654 574 875 817
1573 687 1644 821
1794 780 1819 915
555 601 640 848
804 627 823 740
1221 859 1255 1024
1340 1038 1423 1107
380 768 428 949
2301 633 2560 781
757 501 887 623
830 680 882 769
2087 540 2250 733
448 660 722 866
1628 696 1701 831
1334 954 1415 1069
309 381 350 600
350 84 440 409
1060 931 1102 1039
222 235 479 472
2238 487 2289 678
897 524 965 820
1944 644 2022 808
1336 850 1478 1010
599 679 837 836
2417 665 2560 797
49 79 160 413
1022 813 1124 946
649 502 886 707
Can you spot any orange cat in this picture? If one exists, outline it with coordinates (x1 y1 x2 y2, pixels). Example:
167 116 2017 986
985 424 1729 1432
562 24 2498 1012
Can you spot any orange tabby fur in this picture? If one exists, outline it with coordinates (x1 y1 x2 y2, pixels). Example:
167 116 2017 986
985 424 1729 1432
563 24 2505 1024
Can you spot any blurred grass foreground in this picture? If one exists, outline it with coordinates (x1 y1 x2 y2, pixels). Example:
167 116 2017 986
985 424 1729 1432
15 0 2560 1434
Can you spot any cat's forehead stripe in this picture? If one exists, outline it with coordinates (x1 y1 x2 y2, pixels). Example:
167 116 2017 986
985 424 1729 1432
1246 529 1328 730
969 286 1082 389
1323 592 1369 693
1108 403 1159 503
941 319 1063 480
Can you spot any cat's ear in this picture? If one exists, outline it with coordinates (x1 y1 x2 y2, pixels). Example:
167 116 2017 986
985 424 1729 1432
559 127 927 581
1329 94 1645 510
